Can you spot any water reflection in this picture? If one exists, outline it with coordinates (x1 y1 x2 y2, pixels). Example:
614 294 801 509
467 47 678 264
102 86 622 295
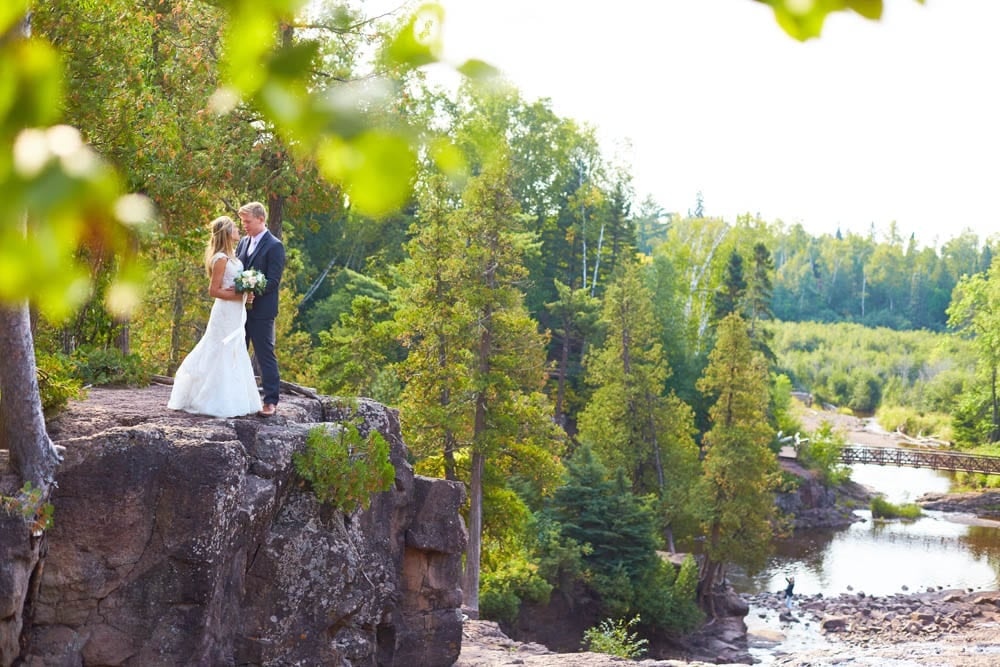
962 524 1000 568
730 464 1000 596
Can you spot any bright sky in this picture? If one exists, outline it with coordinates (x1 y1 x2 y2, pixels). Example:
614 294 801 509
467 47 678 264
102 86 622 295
423 0 1000 247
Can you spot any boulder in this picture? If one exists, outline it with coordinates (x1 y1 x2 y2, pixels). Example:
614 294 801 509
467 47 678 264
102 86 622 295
775 461 870 530
819 615 850 632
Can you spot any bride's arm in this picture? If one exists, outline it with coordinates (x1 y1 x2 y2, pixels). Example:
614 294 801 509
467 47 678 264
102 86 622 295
208 257 238 301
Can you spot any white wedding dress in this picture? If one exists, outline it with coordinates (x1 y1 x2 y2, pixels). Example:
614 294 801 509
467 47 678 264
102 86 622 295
168 253 263 418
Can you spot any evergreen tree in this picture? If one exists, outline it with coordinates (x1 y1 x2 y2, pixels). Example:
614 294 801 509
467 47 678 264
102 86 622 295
543 446 701 630
545 279 601 434
695 313 778 616
692 191 705 218
545 446 656 615
313 295 401 404
397 159 563 615
395 175 472 481
712 249 746 323
459 156 562 614
634 196 671 254
747 242 776 362
577 262 701 549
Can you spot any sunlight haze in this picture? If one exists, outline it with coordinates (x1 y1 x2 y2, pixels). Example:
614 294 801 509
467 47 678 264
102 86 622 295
427 0 1000 247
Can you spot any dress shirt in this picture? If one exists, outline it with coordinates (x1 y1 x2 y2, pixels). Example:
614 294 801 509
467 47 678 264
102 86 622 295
248 230 266 257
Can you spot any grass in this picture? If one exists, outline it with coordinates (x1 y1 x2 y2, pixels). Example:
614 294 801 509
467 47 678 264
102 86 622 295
875 405 953 443
870 496 922 520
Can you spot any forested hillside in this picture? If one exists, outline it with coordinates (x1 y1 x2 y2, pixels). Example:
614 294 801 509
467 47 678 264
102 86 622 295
13 0 1000 643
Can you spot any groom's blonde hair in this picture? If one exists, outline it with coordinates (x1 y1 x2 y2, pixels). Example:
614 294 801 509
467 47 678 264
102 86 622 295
238 201 267 221
205 216 236 276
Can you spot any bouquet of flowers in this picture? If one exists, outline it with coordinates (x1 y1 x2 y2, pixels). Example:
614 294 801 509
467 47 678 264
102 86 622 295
235 268 267 309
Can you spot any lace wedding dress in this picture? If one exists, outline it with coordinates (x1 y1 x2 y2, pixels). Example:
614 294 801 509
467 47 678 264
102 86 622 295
168 252 263 418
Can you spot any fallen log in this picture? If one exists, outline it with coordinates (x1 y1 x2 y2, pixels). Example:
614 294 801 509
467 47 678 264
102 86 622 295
150 374 320 400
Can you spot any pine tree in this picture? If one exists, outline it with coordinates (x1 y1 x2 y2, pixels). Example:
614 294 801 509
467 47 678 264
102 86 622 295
695 313 778 616
747 242 776 362
545 279 601 432
459 156 561 614
545 446 656 615
395 175 472 481
577 262 701 550
396 158 562 615
314 295 401 404
713 249 747 323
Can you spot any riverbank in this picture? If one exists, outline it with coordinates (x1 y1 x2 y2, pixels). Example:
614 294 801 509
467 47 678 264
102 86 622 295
746 588 1000 666
456 588 1000 666
919 490 1000 523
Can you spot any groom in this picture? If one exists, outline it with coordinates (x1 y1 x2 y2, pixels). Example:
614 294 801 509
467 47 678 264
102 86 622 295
237 201 286 417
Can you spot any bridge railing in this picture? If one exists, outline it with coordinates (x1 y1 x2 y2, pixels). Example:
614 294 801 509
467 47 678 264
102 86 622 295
840 445 1000 475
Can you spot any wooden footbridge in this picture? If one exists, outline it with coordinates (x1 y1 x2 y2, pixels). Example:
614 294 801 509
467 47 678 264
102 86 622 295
839 445 1000 475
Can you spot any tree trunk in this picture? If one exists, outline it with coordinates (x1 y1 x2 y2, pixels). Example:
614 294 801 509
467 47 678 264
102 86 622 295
991 365 1000 443
580 171 588 291
0 304 59 664
267 192 284 240
0 303 60 489
698 554 723 619
462 448 484 615
590 222 604 297
168 281 185 375
463 292 494 615
443 430 458 482
554 327 570 429
116 319 131 357
0 13 59 661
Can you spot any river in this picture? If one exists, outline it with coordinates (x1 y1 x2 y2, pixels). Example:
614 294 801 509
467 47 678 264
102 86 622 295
731 464 1000 597
723 463 1000 665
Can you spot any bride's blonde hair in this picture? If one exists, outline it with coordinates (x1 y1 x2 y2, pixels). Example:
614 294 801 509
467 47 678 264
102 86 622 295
204 215 236 276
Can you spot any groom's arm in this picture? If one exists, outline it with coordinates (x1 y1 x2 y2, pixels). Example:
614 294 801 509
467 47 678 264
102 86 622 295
260 241 285 297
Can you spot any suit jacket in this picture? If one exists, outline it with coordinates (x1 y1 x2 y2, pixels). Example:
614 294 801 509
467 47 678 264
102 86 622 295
237 230 286 321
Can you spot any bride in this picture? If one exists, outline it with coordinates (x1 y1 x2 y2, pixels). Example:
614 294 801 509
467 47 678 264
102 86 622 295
168 216 263 418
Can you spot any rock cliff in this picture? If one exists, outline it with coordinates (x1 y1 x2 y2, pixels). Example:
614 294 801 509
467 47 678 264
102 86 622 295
7 385 466 666
775 459 871 530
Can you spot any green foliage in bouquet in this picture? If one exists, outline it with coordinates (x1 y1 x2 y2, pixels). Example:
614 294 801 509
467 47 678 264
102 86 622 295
293 423 394 514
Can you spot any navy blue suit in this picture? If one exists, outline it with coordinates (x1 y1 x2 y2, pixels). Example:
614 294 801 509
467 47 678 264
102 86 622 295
237 230 285 406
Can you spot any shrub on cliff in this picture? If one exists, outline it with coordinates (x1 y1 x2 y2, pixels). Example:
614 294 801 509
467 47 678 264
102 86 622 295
479 557 552 624
293 423 394 513
799 421 850 486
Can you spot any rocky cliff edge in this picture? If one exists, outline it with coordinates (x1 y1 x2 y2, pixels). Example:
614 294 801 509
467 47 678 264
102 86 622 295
11 385 466 666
